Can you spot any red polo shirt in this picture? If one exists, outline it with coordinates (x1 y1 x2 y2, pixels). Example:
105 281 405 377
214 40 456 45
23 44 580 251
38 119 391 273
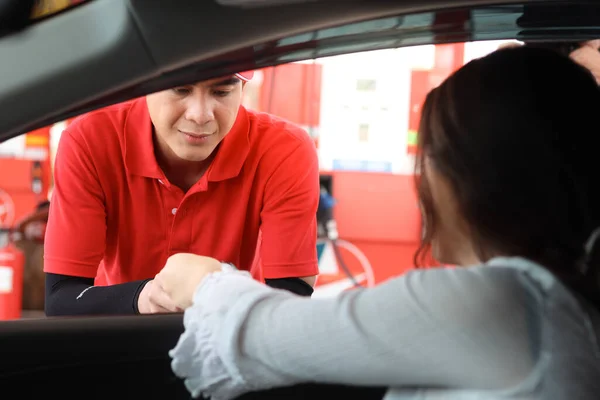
44 97 319 285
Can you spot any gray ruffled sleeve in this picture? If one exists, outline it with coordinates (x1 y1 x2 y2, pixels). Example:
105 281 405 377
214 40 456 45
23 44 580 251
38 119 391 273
170 260 540 399
169 270 298 399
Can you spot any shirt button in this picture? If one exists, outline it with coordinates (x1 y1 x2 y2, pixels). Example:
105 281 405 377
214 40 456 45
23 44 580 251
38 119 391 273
171 208 177 215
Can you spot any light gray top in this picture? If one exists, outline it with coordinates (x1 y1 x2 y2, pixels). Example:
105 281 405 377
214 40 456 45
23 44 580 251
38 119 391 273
169 257 600 400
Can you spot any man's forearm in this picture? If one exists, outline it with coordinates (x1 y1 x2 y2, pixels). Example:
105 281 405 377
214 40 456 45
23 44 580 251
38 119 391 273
46 273 314 316
265 277 314 297
299 275 317 286
44 273 151 316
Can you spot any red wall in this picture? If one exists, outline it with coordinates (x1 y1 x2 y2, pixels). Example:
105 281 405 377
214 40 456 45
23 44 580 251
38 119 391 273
258 63 322 127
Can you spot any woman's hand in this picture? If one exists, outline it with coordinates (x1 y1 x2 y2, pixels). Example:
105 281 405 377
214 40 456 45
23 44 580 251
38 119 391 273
570 40 600 84
154 253 223 309
137 279 183 314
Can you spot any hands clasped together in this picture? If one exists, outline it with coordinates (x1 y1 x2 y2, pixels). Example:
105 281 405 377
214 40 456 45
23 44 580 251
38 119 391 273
137 253 223 314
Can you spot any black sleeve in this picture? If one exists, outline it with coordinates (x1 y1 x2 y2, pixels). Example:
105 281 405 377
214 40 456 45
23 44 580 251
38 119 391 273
44 273 151 317
265 277 314 297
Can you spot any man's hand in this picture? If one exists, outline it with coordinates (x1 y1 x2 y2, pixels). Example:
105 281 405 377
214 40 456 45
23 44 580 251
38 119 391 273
137 279 182 314
154 253 223 310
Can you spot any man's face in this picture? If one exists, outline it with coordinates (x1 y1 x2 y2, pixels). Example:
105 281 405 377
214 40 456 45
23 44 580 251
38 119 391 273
146 76 244 162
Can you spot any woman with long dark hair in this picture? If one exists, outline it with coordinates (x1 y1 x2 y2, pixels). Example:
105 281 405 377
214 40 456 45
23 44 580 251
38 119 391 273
157 46 600 400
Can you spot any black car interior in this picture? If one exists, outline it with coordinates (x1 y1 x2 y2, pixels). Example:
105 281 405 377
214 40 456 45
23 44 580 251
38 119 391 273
0 314 387 399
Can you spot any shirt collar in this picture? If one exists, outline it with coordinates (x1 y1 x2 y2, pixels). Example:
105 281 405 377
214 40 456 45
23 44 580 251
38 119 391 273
123 97 163 179
207 105 250 182
124 97 250 182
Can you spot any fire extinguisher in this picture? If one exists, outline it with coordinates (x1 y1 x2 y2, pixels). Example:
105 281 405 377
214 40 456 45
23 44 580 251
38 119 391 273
0 229 24 320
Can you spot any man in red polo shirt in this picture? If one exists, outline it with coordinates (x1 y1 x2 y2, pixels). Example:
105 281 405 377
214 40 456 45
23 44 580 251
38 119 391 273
44 71 319 316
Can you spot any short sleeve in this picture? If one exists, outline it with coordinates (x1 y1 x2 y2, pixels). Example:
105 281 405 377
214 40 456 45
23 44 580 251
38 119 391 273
258 136 319 279
44 126 107 278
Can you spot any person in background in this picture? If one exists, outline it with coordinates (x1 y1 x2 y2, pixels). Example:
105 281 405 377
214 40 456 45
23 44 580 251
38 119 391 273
16 200 50 243
44 71 319 316
15 199 51 311
157 47 600 400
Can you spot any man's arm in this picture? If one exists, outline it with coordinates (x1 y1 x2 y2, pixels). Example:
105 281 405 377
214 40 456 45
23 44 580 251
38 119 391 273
265 277 315 297
44 126 147 316
259 133 320 288
45 273 149 316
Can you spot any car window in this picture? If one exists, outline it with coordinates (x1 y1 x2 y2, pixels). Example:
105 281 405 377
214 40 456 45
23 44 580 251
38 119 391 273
0 37 524 319
0 2 596 321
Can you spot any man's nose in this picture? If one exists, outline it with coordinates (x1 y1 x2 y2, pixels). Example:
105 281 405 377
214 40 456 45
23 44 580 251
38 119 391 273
184 93 215 125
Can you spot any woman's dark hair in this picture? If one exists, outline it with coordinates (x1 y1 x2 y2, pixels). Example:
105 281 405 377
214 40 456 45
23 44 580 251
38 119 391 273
414 46 600 305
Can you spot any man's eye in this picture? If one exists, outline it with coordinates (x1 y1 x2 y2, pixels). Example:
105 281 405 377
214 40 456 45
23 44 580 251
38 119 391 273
173 87 191 95
213 90 231 97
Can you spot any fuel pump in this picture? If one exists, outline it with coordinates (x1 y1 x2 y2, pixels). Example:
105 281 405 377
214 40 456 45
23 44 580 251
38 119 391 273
316 182 363 288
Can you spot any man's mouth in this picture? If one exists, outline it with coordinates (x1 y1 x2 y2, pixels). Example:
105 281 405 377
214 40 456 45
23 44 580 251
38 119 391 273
179 130 212 138
179 130 213 144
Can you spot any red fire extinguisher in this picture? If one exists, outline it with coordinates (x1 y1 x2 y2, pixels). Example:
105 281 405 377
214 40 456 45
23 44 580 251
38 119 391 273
0 229 24 320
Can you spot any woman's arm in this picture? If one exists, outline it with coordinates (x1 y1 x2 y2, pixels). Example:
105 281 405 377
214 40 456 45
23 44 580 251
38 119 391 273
169 264 536 400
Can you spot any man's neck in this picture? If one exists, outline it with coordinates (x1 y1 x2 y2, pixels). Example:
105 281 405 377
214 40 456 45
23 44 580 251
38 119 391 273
162 158 211 193
154 138 214 193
